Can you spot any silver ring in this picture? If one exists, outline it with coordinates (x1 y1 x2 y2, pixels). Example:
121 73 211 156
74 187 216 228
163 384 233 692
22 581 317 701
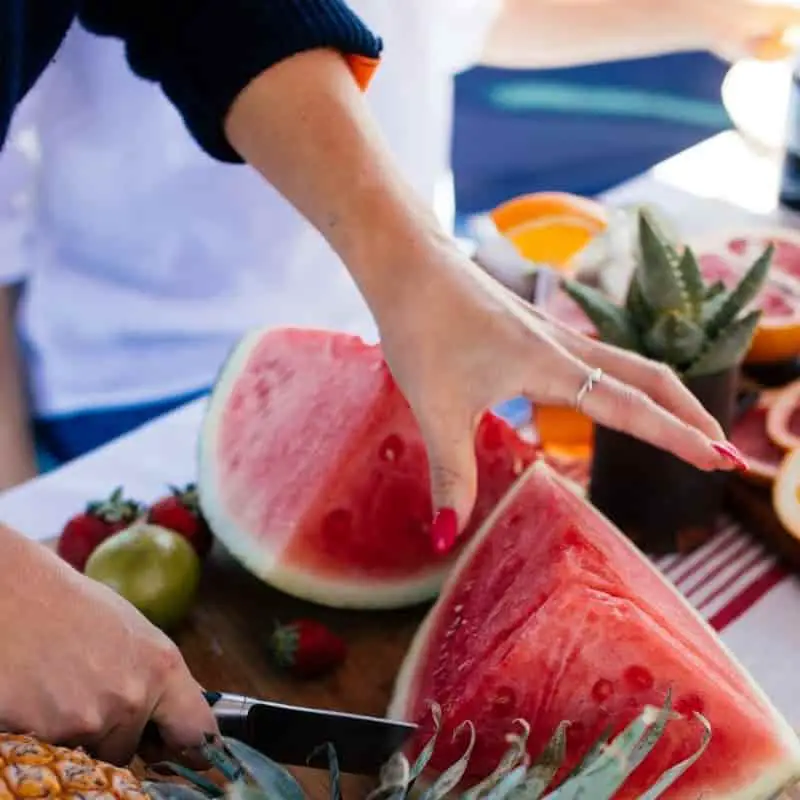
575 367 603 410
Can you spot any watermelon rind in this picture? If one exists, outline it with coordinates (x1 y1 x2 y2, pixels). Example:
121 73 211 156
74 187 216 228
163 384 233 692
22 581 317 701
197 327 454 610
388 460 800 799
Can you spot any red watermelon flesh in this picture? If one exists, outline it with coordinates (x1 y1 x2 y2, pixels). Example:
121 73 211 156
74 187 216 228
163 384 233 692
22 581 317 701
389 462 800 798
197 327 539 609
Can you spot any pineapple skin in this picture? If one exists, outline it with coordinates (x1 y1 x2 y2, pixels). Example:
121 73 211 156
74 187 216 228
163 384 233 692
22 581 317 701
0 734 148 800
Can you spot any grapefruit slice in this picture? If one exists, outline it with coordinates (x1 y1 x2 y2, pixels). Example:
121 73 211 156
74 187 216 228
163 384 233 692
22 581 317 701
691 226 800 365
773 448 800 544
730 390 785 485
767 378 800 451
197 327 539 609
389 461 800 798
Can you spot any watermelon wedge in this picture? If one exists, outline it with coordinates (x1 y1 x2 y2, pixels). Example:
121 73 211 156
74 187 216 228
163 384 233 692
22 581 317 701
197 327 538 609
389 461 800 798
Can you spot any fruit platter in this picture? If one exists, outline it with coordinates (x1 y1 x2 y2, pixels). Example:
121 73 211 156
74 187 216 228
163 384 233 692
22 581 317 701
44 194 800 799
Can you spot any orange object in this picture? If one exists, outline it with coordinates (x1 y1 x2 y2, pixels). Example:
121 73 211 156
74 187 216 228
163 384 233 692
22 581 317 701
489 191 608 234
533 404 594 459
505 214 604 269
772 447 800 542
767 379 800 452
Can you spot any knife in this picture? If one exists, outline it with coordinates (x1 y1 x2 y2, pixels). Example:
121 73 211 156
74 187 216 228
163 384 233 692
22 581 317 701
203 691 418 775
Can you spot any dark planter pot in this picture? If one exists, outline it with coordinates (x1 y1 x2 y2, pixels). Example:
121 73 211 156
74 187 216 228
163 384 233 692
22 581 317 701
588 368 738 555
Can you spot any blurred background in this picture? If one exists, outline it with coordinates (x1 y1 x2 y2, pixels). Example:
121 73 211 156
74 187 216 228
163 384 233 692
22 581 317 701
452 52 731 229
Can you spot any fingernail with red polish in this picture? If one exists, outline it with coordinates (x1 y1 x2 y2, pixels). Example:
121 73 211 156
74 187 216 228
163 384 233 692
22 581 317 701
711 441 748 471
431 508 459 555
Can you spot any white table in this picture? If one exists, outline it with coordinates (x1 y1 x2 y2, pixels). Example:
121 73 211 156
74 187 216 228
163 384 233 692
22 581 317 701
4 131 800 726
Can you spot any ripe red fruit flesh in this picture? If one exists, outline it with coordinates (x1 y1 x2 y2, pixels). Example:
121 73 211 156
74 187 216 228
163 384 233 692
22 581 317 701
268 619 347 679
56 486 142 571
147 483 214 558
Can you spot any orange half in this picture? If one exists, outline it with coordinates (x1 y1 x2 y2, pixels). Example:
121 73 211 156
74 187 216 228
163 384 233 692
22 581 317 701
505 214 605 269
533 404 594 460
490 191 608 234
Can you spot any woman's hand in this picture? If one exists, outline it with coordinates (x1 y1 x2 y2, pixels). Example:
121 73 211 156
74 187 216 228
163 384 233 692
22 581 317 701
0 524 218 764
374 236 741 553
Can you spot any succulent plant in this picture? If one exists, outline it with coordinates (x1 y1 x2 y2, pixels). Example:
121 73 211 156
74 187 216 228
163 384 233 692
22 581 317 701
560 209 772 379
146 694 711 799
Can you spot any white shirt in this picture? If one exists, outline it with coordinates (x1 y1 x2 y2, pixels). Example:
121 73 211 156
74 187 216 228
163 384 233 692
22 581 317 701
0 0 500 417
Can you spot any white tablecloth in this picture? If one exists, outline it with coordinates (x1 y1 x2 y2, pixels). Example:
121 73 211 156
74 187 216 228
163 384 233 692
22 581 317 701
3 131 800 727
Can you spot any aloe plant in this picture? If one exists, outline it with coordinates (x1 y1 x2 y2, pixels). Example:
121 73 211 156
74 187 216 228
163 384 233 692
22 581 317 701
560 209 772 378
145 695 712 800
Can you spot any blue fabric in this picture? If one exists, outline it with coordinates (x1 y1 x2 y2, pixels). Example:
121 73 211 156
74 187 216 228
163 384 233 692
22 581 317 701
452 52 731 216
33 387 210 467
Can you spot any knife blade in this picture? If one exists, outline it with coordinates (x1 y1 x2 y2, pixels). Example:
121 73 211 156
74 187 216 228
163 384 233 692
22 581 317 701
205 691 418 775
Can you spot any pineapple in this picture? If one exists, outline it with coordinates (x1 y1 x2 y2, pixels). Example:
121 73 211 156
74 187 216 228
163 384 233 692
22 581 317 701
0 734 148 800
560 209 772 378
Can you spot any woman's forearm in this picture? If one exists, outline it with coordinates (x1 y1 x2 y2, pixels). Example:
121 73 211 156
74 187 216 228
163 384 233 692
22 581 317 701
224 48 451 325
0 286 37 491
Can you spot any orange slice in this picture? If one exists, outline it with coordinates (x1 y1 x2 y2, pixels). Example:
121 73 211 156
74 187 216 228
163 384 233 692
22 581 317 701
504 214 605 269
490 191 608 234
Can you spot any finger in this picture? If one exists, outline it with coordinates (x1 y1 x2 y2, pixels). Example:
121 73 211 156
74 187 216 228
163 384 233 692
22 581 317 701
547 323 726 441
150 673 219 752
92 720 149 766
541 364 733 472
419 408 479 555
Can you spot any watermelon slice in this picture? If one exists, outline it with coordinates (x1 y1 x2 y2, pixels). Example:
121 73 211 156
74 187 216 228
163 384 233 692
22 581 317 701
197 327 539 609
389 462 800 798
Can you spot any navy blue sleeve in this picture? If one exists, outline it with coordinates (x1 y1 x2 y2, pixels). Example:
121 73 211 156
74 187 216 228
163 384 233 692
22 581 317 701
77 0 383 162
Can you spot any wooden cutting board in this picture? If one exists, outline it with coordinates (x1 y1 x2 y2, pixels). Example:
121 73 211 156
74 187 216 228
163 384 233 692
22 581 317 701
152 545 425 798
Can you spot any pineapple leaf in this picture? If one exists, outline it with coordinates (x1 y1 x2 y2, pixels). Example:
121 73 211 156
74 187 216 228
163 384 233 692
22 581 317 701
635 210 689 317
564 725 613 781
419 722 476 800
544 705 661 799
143 781 215 800
221 738 306 800
638 713 712 800
626 690 673 773
704 244 773 338
509 721 570 799
675 248 705 319
460 720 530 800
365 752 411 800
642 311 706 367
482 764 529 799
409 703 443 783
560 279 638 349
307 743 342 800
150 763 224 797
685 309 762 378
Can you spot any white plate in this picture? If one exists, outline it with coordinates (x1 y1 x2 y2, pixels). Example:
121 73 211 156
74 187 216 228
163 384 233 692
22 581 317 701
722 57 794 154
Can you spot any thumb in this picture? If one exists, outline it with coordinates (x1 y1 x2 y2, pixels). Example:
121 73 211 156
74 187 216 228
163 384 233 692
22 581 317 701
422 414 479 555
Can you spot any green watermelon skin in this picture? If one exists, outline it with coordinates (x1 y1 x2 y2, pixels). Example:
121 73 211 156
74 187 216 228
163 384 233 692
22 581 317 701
389 461 800 798
197 327 538 609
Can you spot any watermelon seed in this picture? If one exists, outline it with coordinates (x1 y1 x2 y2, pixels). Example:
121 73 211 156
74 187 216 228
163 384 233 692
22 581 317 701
321 509 353 539
378 435 405 462
492 686 517 710
591 679 615 703
674 693 705 717
623 665 655 692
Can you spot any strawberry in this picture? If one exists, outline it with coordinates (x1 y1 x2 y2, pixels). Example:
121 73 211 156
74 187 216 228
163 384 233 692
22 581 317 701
147 483 213 558
56 486 143 571
268 619 347 679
